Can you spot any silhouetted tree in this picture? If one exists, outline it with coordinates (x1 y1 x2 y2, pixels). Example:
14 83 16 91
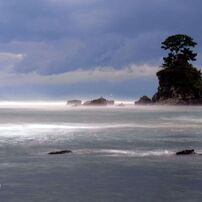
161 34 197 68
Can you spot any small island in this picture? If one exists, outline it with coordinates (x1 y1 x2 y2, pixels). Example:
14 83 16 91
67 99 82 106
83 97 114 106
136 34 202 105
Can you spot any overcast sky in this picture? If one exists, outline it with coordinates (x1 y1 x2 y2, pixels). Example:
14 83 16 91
0 0 201 100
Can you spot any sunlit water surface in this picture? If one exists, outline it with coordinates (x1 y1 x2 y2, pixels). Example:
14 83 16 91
0 102 202 201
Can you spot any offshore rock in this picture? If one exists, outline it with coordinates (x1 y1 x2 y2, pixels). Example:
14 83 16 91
48 150 72 155
176 149 196 155
67 100 82 105
135 96 153 105
83 97 114 106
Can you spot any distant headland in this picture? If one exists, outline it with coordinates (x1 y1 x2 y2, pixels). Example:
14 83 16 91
136 34 202 105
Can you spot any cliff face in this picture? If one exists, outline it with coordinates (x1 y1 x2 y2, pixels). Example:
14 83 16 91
152 65 202 104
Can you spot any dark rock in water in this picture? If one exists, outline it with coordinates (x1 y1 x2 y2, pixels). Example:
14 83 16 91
135 96 153 105
176 149 196 155
48 150 72 155
67 100 82 106
83 97 114 106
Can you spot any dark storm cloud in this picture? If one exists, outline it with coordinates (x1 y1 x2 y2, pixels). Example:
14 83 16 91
0 0 201 75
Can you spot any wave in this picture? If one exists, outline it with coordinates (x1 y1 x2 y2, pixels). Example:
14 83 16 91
0 121 201 136
0 123 144 132
75 149 175 157
162 116 202 124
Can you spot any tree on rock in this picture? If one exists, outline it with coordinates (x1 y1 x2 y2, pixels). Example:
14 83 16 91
153 34 202 104
161 34 197 68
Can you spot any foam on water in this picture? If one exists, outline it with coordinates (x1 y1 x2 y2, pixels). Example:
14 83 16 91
0 120 201 138
162 116 202 123
0 122 201 136
75 149 175 157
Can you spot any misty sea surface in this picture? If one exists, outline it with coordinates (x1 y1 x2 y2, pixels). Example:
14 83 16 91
0 102 202 202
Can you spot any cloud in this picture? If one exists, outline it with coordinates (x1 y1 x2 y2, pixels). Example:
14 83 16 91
0 0 201 98
0 0 201 75
0 52 24 71
0 64 158 86
5 33 162 75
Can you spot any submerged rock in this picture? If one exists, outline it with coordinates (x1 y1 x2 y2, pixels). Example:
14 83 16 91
176 149 196 155
48 150 72 155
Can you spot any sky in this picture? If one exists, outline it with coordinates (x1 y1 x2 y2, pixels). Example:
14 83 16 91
0 0 201 100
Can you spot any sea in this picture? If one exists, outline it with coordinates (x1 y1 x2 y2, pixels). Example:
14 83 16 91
0 102 202 202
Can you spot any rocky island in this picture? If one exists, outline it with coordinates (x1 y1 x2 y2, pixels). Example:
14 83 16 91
83 97 114 106
135 96 153 105
136 34 202 105
67 99 82 106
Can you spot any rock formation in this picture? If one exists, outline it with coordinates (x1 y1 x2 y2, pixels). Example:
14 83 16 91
136 34 202 105
151 66 202 104
48 150 72 155
67 100 82 105
83 97 114 106
176 149 196 155
135 96 152 105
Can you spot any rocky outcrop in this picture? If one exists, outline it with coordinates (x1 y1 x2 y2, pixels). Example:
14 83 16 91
135 96 153 105
67 100 82 105
136 68 202 105
151 65 202 105
83 97 114 106
176 149 195 155
152 82 202 105
48 150 72 155
137 35 202 105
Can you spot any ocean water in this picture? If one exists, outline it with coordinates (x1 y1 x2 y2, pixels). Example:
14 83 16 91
0 103 202 202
